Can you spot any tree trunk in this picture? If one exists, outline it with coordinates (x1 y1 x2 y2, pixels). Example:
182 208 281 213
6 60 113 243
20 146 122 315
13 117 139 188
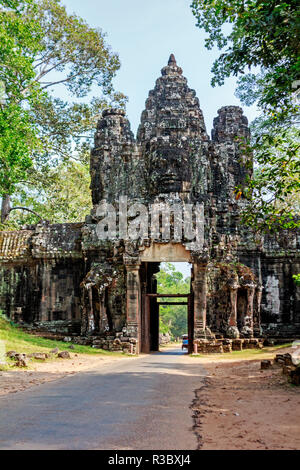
1 194 11 223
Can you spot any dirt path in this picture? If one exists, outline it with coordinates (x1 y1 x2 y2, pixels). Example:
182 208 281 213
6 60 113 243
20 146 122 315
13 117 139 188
1 345 300 450
192 356 300 450
0 349 203 450
0 353 133 396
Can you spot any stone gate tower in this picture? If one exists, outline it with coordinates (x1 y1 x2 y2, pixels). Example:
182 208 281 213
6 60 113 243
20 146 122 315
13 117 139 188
0 55 299 353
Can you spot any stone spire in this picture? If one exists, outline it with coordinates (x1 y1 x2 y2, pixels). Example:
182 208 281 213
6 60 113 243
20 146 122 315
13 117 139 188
161 53 183 77
90 109 135 205
137 55 209 197
137 54 207 143
168 53 176 65
212 106 250 143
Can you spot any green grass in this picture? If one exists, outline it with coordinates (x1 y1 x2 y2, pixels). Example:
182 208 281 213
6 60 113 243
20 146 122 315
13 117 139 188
0 314 126 370
190 343 292 361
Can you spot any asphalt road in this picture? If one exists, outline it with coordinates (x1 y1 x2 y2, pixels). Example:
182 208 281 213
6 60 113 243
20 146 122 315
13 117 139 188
0 347 206 450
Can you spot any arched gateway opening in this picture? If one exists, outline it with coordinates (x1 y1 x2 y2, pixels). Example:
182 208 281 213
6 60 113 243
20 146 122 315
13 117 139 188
140 261 193 354
126 243 196 354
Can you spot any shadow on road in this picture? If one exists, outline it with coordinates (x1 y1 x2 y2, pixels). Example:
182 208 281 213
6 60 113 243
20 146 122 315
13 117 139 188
0 344 206 450
152 350 188 356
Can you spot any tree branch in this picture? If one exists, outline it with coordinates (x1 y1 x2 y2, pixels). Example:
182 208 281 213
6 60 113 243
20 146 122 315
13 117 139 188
40 77 72 89
9 206 43 221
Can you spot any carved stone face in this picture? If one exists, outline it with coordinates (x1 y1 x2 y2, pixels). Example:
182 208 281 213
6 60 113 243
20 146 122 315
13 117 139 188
149 146 190 194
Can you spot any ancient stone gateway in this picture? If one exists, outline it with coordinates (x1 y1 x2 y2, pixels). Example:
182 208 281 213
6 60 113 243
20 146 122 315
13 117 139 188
0 55 299 353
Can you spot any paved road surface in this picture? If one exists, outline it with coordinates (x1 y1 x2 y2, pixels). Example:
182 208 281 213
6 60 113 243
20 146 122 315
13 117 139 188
0 347 206 450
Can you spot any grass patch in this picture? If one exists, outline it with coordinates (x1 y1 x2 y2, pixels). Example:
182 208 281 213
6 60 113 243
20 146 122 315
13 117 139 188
190 343 292 361
0 314 125 369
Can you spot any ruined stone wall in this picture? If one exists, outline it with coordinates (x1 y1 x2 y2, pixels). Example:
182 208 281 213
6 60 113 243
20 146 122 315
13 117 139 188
0 259 84 332
0 263 39 323
259 236 300 337
235 240 300 337
0 224 85 334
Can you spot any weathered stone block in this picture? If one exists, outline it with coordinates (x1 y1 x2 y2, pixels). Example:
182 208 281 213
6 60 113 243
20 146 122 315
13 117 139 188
6 351 17 358
283 353 293 366
242 339 250 349
58 351 71 359
232 339 243 351
205 342 223 353
50 348 59 354
30 353 47 361
261 360 272 369
282 365 295 375
290 367 300 385
223 343 232 353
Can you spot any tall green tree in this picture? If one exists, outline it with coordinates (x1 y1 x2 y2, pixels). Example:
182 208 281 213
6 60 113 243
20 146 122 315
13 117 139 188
191 0 300 232
0 0 125 223
0 0 43 221
7 158 92 227
191 0 299 115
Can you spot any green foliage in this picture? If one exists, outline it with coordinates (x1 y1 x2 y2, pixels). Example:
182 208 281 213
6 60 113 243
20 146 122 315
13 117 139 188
156 263 190 338
23 0 127 172
191 0 300 232
27 0 120 97
0 103 39 195
293 274 300 286
240 124 300 231
8 158 92 225
0 0 43 198
191 0 299 115
0 0 126 224
0 0 43 103
0 313 123 361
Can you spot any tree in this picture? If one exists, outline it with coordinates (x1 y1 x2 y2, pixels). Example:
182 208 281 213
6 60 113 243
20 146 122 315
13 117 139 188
240 123 300 232
191 0 300 231
293 274 300 286
0 103 40 222
6 158 92 227
0 0 43 221
0 0 125 223
191 0 299 115
156 263 191 338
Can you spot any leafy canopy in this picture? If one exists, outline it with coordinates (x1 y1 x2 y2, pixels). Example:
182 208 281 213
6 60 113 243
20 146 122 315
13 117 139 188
6 158 92 228
191 0 300 232
191 0 299 116
0 0 125 223
25 0 121 97
0 0 43 196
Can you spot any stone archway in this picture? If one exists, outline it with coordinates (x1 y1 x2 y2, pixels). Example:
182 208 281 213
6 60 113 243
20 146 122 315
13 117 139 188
124 242 207 353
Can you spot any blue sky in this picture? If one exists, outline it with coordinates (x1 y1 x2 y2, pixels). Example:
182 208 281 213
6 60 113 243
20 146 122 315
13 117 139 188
62 0 258 135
